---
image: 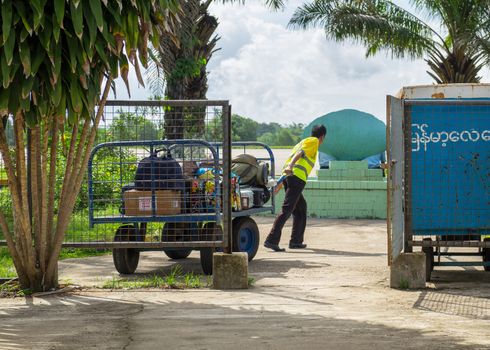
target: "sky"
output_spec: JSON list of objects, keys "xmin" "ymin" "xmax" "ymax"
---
[{"xmin": 113, "ymin": 0, "xmax": 490, "ymax": 125}]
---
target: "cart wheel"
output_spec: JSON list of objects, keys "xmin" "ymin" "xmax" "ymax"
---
[
  {"xmin": 422, "ymin": 238, "xmax": 434, "ymax": 281},
  {"xmin": 113, "ymin": 225, "xmax": 140, "ymax": 274},
  {"xmin": 483, "ymin": 238, "xmax": 490, "ymax": 272},
  {"xmin": 232, "ymin": 217, "xmax": 260, "ymax": 261},
  {"xmin": 200, "ymin": 248, "xmax": 213, "ymax": 275},
  {"xmin": 200, "ymin": 222, "xmax": 223, "ymax": 242},
  {"xmin": 162, "ymin": 223, "xmax": 192, "ymax": 260},
  {"xmin": 164, "ymin": 250, "xmax": 192, "ymax": 260}
]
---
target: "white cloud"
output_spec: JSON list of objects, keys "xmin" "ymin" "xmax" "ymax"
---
[
  {"xmin": 113, "ymin": 1, "xmax": 490, "ymax": 125},
  {"xmin": 207, "ymin": 3, "xmax": 432, "ymax": 123}
]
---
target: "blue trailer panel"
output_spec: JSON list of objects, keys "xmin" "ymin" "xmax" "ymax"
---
[{"xmin": 409, "ymin": 102, "xmax": 490, "ymax": 236}]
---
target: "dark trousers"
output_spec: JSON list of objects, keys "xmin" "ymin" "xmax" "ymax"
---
[{"xmin": 266, "ymin": 175, "xmax": 307, "ymax": 245}]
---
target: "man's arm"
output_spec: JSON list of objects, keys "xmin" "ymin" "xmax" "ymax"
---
[{"xmin": 284, "ymin": 150, "xmax": 304, "ymax": 175}]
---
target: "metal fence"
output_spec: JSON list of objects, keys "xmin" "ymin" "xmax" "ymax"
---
[{"xmin": 0, "ymin": 99, "xmax": 278, "ymax": 274}]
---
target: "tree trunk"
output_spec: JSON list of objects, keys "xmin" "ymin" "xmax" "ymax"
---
[
  {"xmin": 0, "ymin": 79, "xmax": 112, "ymax": 292},
  {"xmin": 164, "ymin": 78, "xmax": 186, "ymax": 140}
]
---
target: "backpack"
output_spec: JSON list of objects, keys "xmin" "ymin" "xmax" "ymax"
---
[
  {"xmin": 134, "ymin": 152, "xmax": 184, "ymax": 191},
  {"xmin": 231, "ymin": 154, "xmax": 269, "ymax": 186}
]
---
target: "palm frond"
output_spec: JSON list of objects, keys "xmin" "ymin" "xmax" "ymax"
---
[{"xmin": 290, "ymin": 0, "xmax": 436, "ymax": 59}]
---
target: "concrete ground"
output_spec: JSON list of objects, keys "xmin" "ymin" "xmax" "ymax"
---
[{"xmin": 1, "ymin": 217, "xmax": 489, "ymax": 349}]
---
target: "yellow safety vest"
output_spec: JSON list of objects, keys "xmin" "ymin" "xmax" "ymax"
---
[{"xmin": 283, "ymin": 137, "xmax": 318, "ymax": 182}]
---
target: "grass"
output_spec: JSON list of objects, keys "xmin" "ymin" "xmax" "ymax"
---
[
  {"xmin": 0, "ymin": 248, "xmax": 17, "ymax": 278},
  {"xmin": 0, "ymin": 247, "xmax": 110, "ymax": 279},
  {"xmin": 0, "ymin": 280, "xmax": 32, "ymax": 298},
  {"xmin": 102, "ymin": 265, "xmax": 209, "ymax": 290}
]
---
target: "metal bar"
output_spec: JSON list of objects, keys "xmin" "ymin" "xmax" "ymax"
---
[
  {"xmin": 61, "ymin": 241, "xmax": 225, "ymax": 249},
  {"xmin": 222, "ymin": 103, "xmax": 232, "ymax": 254},
  {"xmin": 405, "ymin": 99, "xmax": 490, "ymax": 107},
  {"xmin": 434, "ymin": 261, "xmax": 489, "ymax": 267},
  {"xmin": 403, "ymin": 103, "xmax": 413, "ymax": 252},
  {"xmin": 231, "ymin": 206, "xmax": 274, "ymax": 217},
  {"xmin": 437, "ymin": 252, "xmax": 483, "ymax": 257},
  {"xmin": 91, "ymin": 214, "xmax": 219, "ymax": 225},
  {"xmin": 104, "ymin": 100, "xmax": 230, "ymax": 107},
  {"xmin": 412, "ymin": 228, "xmax": 490, "ymax": 233},
  {"xmin": 386, "ymin": 95, "xmax": 392, "ymax": 265},
  {"xmin": 410, "ymin": 240, "xmax": 490, "ymax": 248}
]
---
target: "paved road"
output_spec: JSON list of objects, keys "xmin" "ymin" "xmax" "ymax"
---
[{"xmin": 1, "ymin": 217, "xmax": 489, "ymax": 349}]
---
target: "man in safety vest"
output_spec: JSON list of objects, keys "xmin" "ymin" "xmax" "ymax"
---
[{"xmin": 264, "ymin": 124, "xmax": 327, "ymax": 251}]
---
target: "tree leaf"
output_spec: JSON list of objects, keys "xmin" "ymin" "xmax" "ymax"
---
[
  {"xmin": 3, "ymin": 29, "xmax": 16, "ymax": 66},
  {"xmin": 54, "ymin": 0, "xmax": 65, "ymax": 27},
  {"xmin": 69, "ymin": 78, "xmax": 82, "ymax": 113},
  {"xmin": 51, "ymin": 80, "xmax": 62, "ymax": 106},
  {"xmin": 50, "ymin": 42, "xmax": 62, "ymax": 85},
  {"xmin": 66, "ymin": 37, "xmax": 78, "ymax": 73},
  {"xmin": 56, "ymin": 93, "xmax": 66, "ymax": 117},
  {"xmin": 13, "ymin": 2, "xmax": 33, "ymax": 35},
  {"xmin": 38, "ymin": 20, "xmax": 52, "ymax": 52},
  {"xmin": 83, "ymin": 2, "xmax": 97, "ymax": 49},
  {"xmin": 52, "ymin": 14, "xmax": 61, "ymax": 43},
  {"xmin": 0, "ymin": 88, "xmax": 9, "ymax": 115},
  {"xmin": 24, "ymin": 109, "xmax": 38, "ymax": 127},
  {"xmin": 0, "ymin": 54, "xmax": 12, "ymax": 88},
  {"xmin": 7, "ymin": 80, "xmax": 21, "ymax": 114},
  {"xmin": 119, "ymin": 54, "xmax": 130, "ymax": 96},
  {"xmin": 30, "ymin": 46, "xmax": 44, "ymax": 76},
  {"xmin": 21, "ymin": 76, "xmax": 35, "ymax": 99},
  {"xmin": 70, "ymin": 1, "xmax": 84, "ymax": 39},
  {"xmin": 1, "ymin": 1, "xmax": 12, "ymax": 46},
  {"xmin": 31, "ymin": 0, "xmax": 45, "ymax": 32},
  {"xmin": 19, "ymin": 40, "xmax": 31, "ymax": 76},
  {"xmin": 20, "ymin": 28, "xmax": 29, "ymax": 43},
  {"xmin": 88, "ymin": 0, "xmax": 104, "ymax": 32}
]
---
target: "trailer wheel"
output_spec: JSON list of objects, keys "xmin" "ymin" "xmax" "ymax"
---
[
  {"xmin": 165, "ymin": 250, "xmax": 192, "ymax": 260},
  {"xmin": 200, "ymin": 248, "xmax": 214, "ymax": 275},
  {"xmin": 162, "ymin": 223, "xmax": 192, "ymax": 260},
  {"xmin": 422, "ymin": 238, "xmax": 434, "ymax": 281},
  {"xmin": 199, "ymin": 223, "xmax": 222, "ymax": 275},
  {"xmin": 232, "ymin": 217, "xmax": 260, "ymax": 261},
  {"xmin": 483, "ymin": 238, "xmax": 490, "ymax": 272},
  {"xmin": 113, "ymin": 225, "xmax": 140, "ymax": 274}
]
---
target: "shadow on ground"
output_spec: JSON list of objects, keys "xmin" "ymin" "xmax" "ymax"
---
[{"xmin": 0, "ymin": 293, "xmax": 487, "ymax": 350}]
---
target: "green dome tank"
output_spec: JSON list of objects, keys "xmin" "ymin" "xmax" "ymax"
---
[{"xmin": 302, "ymin": 109, "xmax": 386, "ymax": 160}]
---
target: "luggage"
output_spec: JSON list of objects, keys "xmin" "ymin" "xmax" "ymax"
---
[
  {"xmin": 123, "ymin": 189, "xmax": 181, "ymax": 216},
  {"xmin": 251, "ymin": 186, "xmax": 271, "ymax": 207},
  {"xmin": 239, "ymin": 187, "xmax": 254, "ymax": 210},
  {"xmin": 134, "ymin": 151, "xmax": 184, "ymax": 191},
  {"xmin": 231, "ymin": 154, "xmax": 269, "ymax": 186}
]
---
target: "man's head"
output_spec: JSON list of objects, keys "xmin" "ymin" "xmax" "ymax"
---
[{"xmin": 311, "ymin": 124, "xmax": 327, "ymax": 144}]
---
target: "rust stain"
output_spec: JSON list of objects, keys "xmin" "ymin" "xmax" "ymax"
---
[{"xmin": 431, "ymin": 92, "xmax": 445, "ymax": 99}]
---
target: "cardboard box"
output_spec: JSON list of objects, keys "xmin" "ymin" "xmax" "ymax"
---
[{"xmin": 123, "ymin": 190, "xmax": 181, "ymax": 216}]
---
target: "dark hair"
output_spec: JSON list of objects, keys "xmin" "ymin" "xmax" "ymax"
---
[{"xmin": 311, "ymin": 124, "xmax": 327, "ymax": 138}]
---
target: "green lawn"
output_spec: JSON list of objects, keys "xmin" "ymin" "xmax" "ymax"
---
[{"xmin": 0, "ymin": 247, "xmax": 110, "ymax": 278}]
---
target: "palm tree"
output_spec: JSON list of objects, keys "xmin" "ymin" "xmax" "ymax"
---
[
  {"xmin": 289, "ymin": 0, "xmax": 490, "ymax": 84},
  {"xmin": 148, "ymin": 0, "xmax": 285, "ymax": 140},
  {"xmin": 148, "ymin": 0, "xmax": 219, "ymax": 139}
]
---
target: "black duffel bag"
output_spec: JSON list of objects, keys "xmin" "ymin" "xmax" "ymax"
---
[{"xmin": 134, "ymin": 151, "xmax": 184, "ymax": 191}]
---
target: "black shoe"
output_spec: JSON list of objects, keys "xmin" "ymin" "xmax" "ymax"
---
[
  {"xmin": 264, "ymin": 241, "xmax": 286, "ymax": 252},
  {"xmin": 289, "ymin": 243, "xmax": 307, "ymax": 249}
]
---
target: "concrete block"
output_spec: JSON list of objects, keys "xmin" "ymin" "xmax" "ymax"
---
[
  {"xmin": 390, "ymin": 253, "xmax": 426, "ymax": 289},
  {"xmin": 213, "ymin": 252, "xmax": 248, "ymax": 289}
]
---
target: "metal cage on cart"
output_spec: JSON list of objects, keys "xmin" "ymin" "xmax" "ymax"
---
[
  {"xmin": 86, "ymin": 138, "xmax": 276, "ymax": 275},
  {"xmin": 387, "ymin": 85, "xmax": 490, "ymax": 281},
  {"xmin": 76, "ymin": 99, "xmax": 277, "ymax": 275}
]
